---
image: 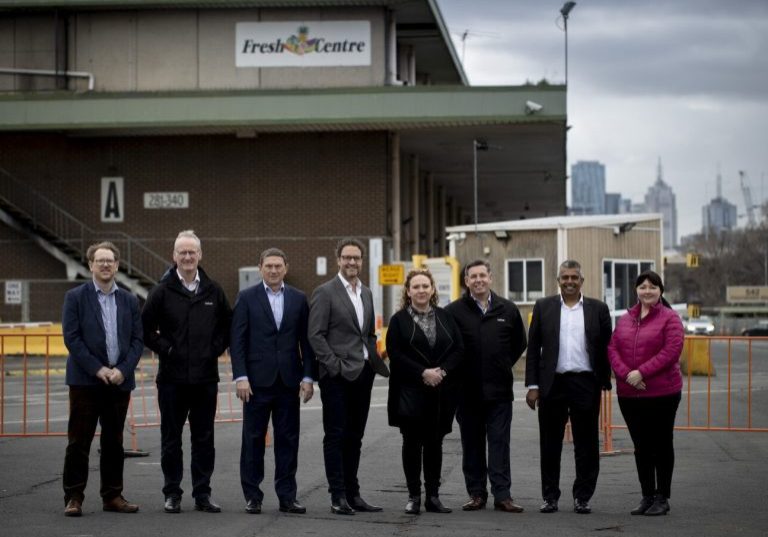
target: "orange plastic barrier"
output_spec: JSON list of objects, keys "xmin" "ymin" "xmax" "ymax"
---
[
  {"xmin": 0, "ymin": 334, "xmax": 259, "ymax": 451},
  {"xmin": 600, "ymin": 335, "xmax": 768, "ymax": 454}
]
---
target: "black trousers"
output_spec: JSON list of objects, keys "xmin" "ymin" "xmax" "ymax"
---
[
  {"xmin": 619, "ymin": 392, "xmax": 681, "ymax": 498},
  {"xmin": 240, "ymin": 378, "xmax": 300, "ymax": 503},
  {"xmin": 456, "ymin": 398, "xmax": 513, "ymax": 502},
  {"xmin": 538, "ymin": 372, "xmax": 601, "ymax": 502},
  {"xmin": 157, "ymin": 382, "xmax": 218, "ymax": 499},
  {"xmin": 401, "ymin": 422, "xmax": 445, "ymax": 497},
  {"xmin": 63, "ymin": 385, "xmax": 131, "ymax": 504},
  {"xmin": 319, "ymin": 363, "xmax": 375, "ymax": 501}
]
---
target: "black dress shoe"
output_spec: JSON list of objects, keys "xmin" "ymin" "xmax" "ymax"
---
[
  {"xmin": 539, "ymin": 499, "xmax": 558, "ymax": 513},
  {"xmin": 424, "ymin": 496, "xmax": 451, "ymax": 513},
  {"xmin": 574, "ymin": 499, "xmax": 592, "ymax": 514},
  {"xmin": 331, "ymin": 497, "xmax": 355, "ymax": 515},
  {"xmin": 348, "ymin": 496, "xmax": 382, "ymax": 512},
  {"xmin": 279, "ymin": 500, "xmax": 306, "ymax": 514},
  {"xmin": 630, "ymin": 496, "xmax": 655, "ymax": 515},
  {"xmin": 164, "ymin": 496, "xmax": 181, "ymax": 514},
  {"xmin": 245, "ymin": 499, "xmax": 262, "ymax": 514},
  {"xmin": 405, "ymin": 495, "xmax": 421, "ymax": 515},
  {"xmin": 194, "ymin": 496, "xmax": 221, "ymax": 513},
  {"xmin": 644, "ymin": 495, "xmax": 670, "ymax": 516}
]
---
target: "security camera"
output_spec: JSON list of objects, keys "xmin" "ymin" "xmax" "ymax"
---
[
  {"xmin": 525, "ymin": 100, "xmax": 543, "ymax": 114},
  {"xmin": 446, "ymin": 232, "xmax": 466, "ymax": 241}
]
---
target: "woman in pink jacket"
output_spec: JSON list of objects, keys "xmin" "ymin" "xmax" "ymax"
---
[{"xmin": 607, "ymin": 270, "xmax": 683, "ymax": 517}]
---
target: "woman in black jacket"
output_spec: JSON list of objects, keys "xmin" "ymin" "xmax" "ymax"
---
[{"xmin": 386, "ymin": 269, "xmax": 464, "ymax": 515}]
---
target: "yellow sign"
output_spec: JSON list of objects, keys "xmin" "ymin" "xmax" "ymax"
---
[
  {"xmin": 686, "ymin": 253, "xmax": 699, "ymax": 268},
  {"xmin": 687, "ymin": 304, "xmax": 701, "ymax": 318},
  {"xmin": 379, "ymin": 264, "xmax": 405, "ymax": 285}
]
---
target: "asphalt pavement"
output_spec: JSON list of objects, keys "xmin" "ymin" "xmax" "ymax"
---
[{"xmin": 1, "ymin": 376, "xmax": 767, "ymax": 537}]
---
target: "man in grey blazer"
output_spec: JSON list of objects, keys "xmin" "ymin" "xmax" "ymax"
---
[{"xmin": 308, "ymin": 238, "xmax": 389, "ymax": 515}]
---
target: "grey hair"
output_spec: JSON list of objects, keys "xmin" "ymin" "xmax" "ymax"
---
[
  {"xmin": 557, "ymin": 259, "xmax": 583, "ymax": 279},
  {"xmin": 174, "ymin": 229, "xmax": 202, "ymax": 252}
]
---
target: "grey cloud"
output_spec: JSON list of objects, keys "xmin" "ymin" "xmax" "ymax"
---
[{"xmin": 442, "ymin": 0, "xmax": 768, "ymax": 100}]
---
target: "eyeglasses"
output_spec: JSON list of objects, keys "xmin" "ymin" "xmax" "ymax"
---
[
  {"xmin": 340, "ymin": 255, "xmax": 362, "ymax": 262},
  {"xmin": 93, "ymin": 259, "xmax": 116, "ymax": 266},
  {"xmin": 175, "ymin": 250, "xmax": 199, "ymax": 257}
]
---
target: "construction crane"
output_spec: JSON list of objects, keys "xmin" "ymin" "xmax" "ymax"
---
[{"xmin": 740, "ymin": 170, "xmax": 757, "ymax": 227}]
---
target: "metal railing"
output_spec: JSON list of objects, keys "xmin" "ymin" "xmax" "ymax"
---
[
  {"xmin": 0, "ymin": 166, "xmax": 168, "ymax": 286},
  {"xmin": 601, "ymin": 335, "xmax": 768, "ymax": 454},
  {"xmin": 0, "ymin": 334, "xmax": 249, "ymax": 451}
]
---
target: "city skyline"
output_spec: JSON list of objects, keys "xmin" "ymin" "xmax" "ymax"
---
[{"xmin": 439, "ymin": 0, "xmax": 768, "ymax": 238}]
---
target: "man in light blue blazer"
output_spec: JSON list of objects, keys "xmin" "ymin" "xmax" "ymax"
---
[
  {"xmin": 61, "ymin": 241, "xmax": 144, "ymax": 517},
  {"xmin": 230, "ymin": 247, "xmax": 316, "ymax": 515}
]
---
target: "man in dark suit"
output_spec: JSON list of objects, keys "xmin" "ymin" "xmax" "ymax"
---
[
  {"xmin": 525, "ymin": 259, "xmax": 612, "ymax": 515},
  {"xmin": 230, "ymin": 248, "xmax": 315, "ymax": 515},
  {"xmin": 445, "ymin": 260, "xmax": 527, "ymax": 514},
  {"xmin": 142, "ymin": 230, "xmax": 231, "ymax": 514},
  {"xmin": 61, "ymin": 241, "xmax": 144, "ymax": 517},
  {"xmin": 308, "ymin": 238, "xmax": 389, "ymax": 515}
]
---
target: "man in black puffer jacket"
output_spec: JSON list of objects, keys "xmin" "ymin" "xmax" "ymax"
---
[
  {"xmin": 142, "ymin": 230, "xmax": 232, "ymax": 514},
  {"xmin": 445, "ymin": 259, "xmax": 527, "ymax": 514}
]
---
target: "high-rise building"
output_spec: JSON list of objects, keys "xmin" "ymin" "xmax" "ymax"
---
[
  {"xmin": 605, "ymin": 193, "xmax": 621, "ymax": 214},
  {"xmin": 644, "ymin": 158, "xmax": 678, "ymax": 248},
  {"xmin": 571, "ymin": 160, "xmax": 606, "ymax": 215},
  {"xmin": 702, "ymin": 171, "xmax": 738, "ymax": 238}
]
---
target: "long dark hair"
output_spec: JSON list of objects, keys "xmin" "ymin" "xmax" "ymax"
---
[{"xmin": 635, "ymin": 270, "xmax": 672, "ymax": 309}]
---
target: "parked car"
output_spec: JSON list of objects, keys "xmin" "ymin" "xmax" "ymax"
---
[
  {"xmin": 682, "ymin": 315, "xmax": 715, "ymax": 335},
  {"xmin": 741, "ymin": 320, "xmax": 768, "ymax": 336}
]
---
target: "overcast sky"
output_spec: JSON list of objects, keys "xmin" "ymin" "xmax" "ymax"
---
[{"xmin": 438, "ymin": 0, "xmax": 768, "ymax": 241}]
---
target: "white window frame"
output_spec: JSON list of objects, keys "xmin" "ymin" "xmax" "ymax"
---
[
  {"xmin": 602, "ymin": 258, "xmax": 656, "ymax": 312},
  {"xmin": 505, "ymin": 258, "xmax": 545, "ymax": 304}
]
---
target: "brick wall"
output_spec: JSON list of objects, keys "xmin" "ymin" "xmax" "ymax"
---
[{"xmin": 0, "ymin": 131, "xmax": 389, "ymax": 317}]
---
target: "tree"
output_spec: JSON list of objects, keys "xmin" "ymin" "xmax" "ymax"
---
[{"xmin": 667, "ymin": 224, "xmax": 768, "ymax": 306}]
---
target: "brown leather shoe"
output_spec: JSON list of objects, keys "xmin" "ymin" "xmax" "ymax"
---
[
  {"xmin": 461, "ymin": 496, "xmax": 487, "ymax": 511},
  {"xmin": 64, "ymin": 498, "xmax": 82, "ymax": 517},
  {"xmin": 494, "ymin": 498, "xmax": 524, "ymax": 513},
  {"xmin": 103, "ymin": 496, "xmax": 139, "ymax": 513}
]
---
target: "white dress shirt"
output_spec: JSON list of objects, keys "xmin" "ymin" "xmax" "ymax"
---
[
  {"xmin": 338, "ymin": 272, "xmax": 368, "ymax": 359},
  {"xmin": 556, "ymin": 294, "xmax": 592, "ymax": 373}
]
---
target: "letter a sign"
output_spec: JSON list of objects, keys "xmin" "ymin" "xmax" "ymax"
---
[{"xmin": 101, "ymin": 177, "xmax": 124, "ymax": 223}]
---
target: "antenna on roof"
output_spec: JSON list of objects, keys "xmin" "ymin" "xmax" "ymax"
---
[{"xmin": 451, "ymin": 28, "xmax": 500, "ymax": 64}]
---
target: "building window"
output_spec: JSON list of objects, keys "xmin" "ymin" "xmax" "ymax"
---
[
  {"xmin": 506, "ymin": 259, "xmax": 544, "ymax": 304},
  {"xmin": 603, "ymin": 259, "xmax": 656, "ymax": 311}
]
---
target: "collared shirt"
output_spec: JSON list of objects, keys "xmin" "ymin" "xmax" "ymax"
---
[
  {"xmin": 338, "ymin": 272, "xmax": 368, "ymax": 359},
  {"xmin": 556, "ymin": 293, "xmax": 592, "ymax": 374},
  {"xmin": 263, "ymin": 281, "xmax": 285, "ymax": 330},
  {"xmin": 471, "ymin": 293, "xmax": 492, "ymax": 315},
  {"xmin": 233, "ymin": 282, "xmax": 312, "ymax": 385},
  {"xmin": 93, "ymin": 280, "xmax": 119, "ymax": 366},
  {"xmin": 176, "ymin": 269, "xmax": 200, "ymax": 293}
]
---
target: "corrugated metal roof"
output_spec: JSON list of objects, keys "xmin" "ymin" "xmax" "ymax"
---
[{"xmin": 446, "ymin": 213, "xmax": 664, "ymax": 233}]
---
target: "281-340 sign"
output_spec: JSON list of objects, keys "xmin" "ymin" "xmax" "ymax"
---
[{"xmin": 143, "ymin": 192, "xmax": 189, "ymax": 209}]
